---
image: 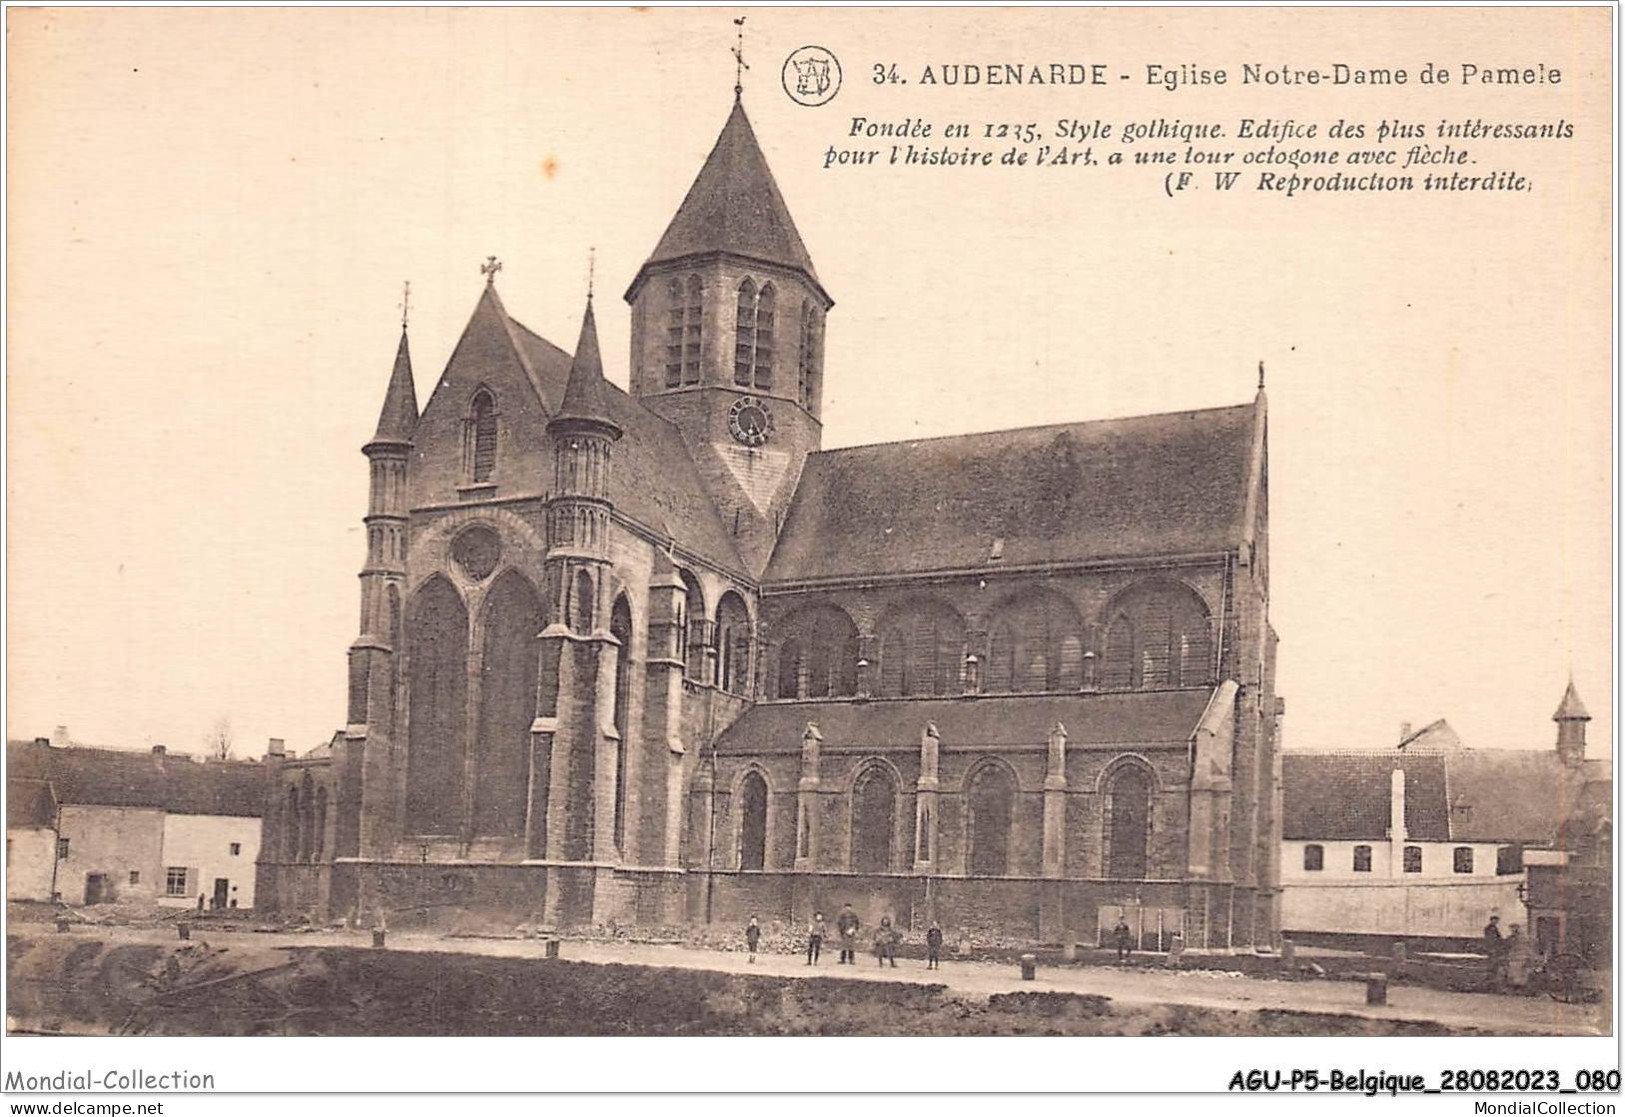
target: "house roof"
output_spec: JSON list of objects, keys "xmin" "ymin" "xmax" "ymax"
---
[
  {"xmin": 6, "ymin": 739, "xmax": 267, "ymax": 818},
  {"xmin": 1281, "ymin": 751, "xmax": 1450, "ymax": 842},
  {"xmin": 6, "ymin": 776, "xmax": 57, "ymax": 828},
  {"xmin": 765, "ymin": 401, "xmax": 1261, "ymax": 583},
  {"xmin": 1445, "ymin": 750, "xmax": 1570, "ymax": 845},
  {"xmin": 369, "ymin": 328, "xmax": 420, "ymax": 445},
  {"xmin": 1283, "ymin": 747, "xmax": 1576, "ymax": 845},
  {"xmin": 715, "ymin": 688, "xmax": 1217, "ymax": 755},
  {"xmin": 631, "ymin": 99, "xmax": 820, "ymax": 296}
]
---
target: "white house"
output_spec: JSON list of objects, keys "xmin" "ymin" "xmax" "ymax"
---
[
  {"xmin": 7, "ymin": 737, "xmax": 267, "ymax": 909},
  {"xmin": 1281, "ymin": 700, "xmax": 1588, "ymax": 949}
]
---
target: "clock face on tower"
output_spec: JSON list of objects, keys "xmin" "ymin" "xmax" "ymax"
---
[{"xmin": 727, "ymin": 396, "xmax": 775, "ymax": 447}]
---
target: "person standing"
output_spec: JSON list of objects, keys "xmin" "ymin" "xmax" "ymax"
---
[
  {"xmin": 806, "ymin": 912, "xmax": 825, "ymax": 965},
  {"xmin": 874, "ymin": 917, "xmax": 898, "ymax": 968},
  {"xmin": 926, "ymin": 922, "xmax": 943, "ymax": 970},
  {"xmin": 1114, "ymin": 914, "xmax": 1134, "ymax": 963},
  {"xmin": 1505, "ymin": 924, "xmax": 1534, "ymax": 992},
  {"xmin": 836, "ymin": 904, "xmax": 860, "ymax": 965},
  {"xmin": 1483, "ymin": 914, "xmax": 1506, "ymax": 990},
  {"xmin": 745, "ymin": 916, "xmax": 761, "ymax": 964}
]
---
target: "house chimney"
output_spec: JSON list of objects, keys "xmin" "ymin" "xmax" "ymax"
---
[
  {"xmin": 266, "ymin": 737, "xmax": 286, "ymax": 759},
  {"xmin": 1399, "ymin": 721, "xmax": 1412, "ymax": 744},
  {"xmin": 33, "ymin": 737, "xmax": 48, "ymax": 747},
  {"xmin": 151, "ymin": 744, "xmax": 166, "ymax": 756},
  {"xmin": 1389, "ymin": 768, "xmax": 1407, "ymax": 841},
  {"xmin": 51, "ymin": 725, "xmax": 69, "ymax": 749}
]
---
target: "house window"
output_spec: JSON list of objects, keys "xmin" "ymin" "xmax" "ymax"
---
[
  {"xmin": 128, "ymin": 870, "xmax": 140, "ymax": 886},
  {"xmin": 1352, "ymin": 845, "xmax": 1372, "ymax": 872},
  {"xmin": 230, "ymin": 842, "xmax": 241, "ymax": 856},
  {"xmin": 1453, "ymin": 846, "xmax": 1474, "ymax": 874},
  {"xmin": 1496, "ymin": 844, "xmax": 1524, "ymax": 875},
  {"xmin": 56, "ymin": 837, "xmax": 69, "ymax": 860},
  {"xmin": 1302, "ymin": 844, "xmax": 1324, "ymax": 871},
  {"xmin": 165, "ymin": 867, "xmax": 189, "ymax": 897},
  {"xmin": 1403, "ymin": 845, "xmax": 1422, "ymax": 873}
]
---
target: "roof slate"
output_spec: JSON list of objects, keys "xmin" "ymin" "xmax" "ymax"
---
[
  {"xmin": 636, "ymin": 100, "xmax": 820, "ymax": 288},
  {"xmin": 7, "ymin": 740, "xmax": 267, "ymax": 818},
  {"xmin": 715, "ymin": 688, "xmax": 1216, "ymax": 754},
  {"xmin": 6, "ymin": 776, "xmax": 57, "ymax": 828},
  {"xmin": 1283, "ymin": 748, "xmax": 1575, "ymax": 845},
  {"xmin": 765, "ymin": 403, "xmax": 1259, "ymax": 583},
  {"xmin": 1445, "ymin": 750, "xmax": 1569, "ymax": 844},
  {"xmin": 1281, "ymin": 751, "xmax": 1451, "ymax": 842}
]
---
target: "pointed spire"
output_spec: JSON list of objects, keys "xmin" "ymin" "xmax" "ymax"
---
[
  {"xmin": 368, "ymin": 327, "xmax": 419, "ymax": 447},
  {"xmin": 1554, "ymin": 677, "xmax": 1590, "ymax": 721},
  {"xmin": 629, "ymin": 100, "xmax": 823, "ymax": 299},
  {"xmin": 550, "ymin": 297, "xmax": 621, "ymax": 438}
]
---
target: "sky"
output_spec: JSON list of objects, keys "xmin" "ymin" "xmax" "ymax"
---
[{"xmin": 6, "ymin": 7, "xmax": 1612, "ymax": 760}]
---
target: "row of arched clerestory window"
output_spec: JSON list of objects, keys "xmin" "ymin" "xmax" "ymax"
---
[
  {"xmin": 732, "ymin": 760, "xmax": 1155, "ymax": 879},
  {"xmin": 770, "ymin": 582, "xmax": 1215, "ymax": 701}
]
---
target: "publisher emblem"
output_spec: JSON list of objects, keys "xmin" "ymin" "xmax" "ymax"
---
[{"xmin": 783, "ymin": 46, "xmax": 842, "ymax": 107}]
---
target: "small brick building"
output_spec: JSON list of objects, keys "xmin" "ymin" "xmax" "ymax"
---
[{"xmin": 256, "ymin": 93, "xmax": 1283, "ymax": 949}]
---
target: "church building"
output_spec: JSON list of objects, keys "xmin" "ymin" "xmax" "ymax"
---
[{"xmin": 256, "ymin": 92, "xmax": 1283, "ymax": 950}]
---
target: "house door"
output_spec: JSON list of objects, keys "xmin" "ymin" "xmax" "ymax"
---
[
  {"xmin": 84, "ymin": 873, "xmax": 107, "ymax": 905},
  {"xmin": 212, "ymin": 878, "xmax": 230, "ymax": 910}
]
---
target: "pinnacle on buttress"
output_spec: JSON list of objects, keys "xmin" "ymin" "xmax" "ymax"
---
[
  {"xmin": 369, "ymin": 327, "xmax": 419, "ymax": 447},
  {"xmin": 550, "ymin": 297, "xmax": 621, "ymax": 439}
]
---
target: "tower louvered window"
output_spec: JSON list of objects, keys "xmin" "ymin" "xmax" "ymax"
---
[
  {"xmin": 468, "ymin": 390, "xmax": 497, "ymax": 483},
  {"xmin": 735, "ymin": 279, "xmax": 774, "ymax": 390},
  {"xmin": 666, "ymin": 276, "xmax": 703, "ymax": 388},
  {"xmin": 798, "ymin": 302, "xmax": 820, "ymax": 409}
]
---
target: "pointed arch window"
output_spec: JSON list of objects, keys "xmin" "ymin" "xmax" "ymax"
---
[
  {"xmin": 966, "ymin": 764, "xmax": 1014, "ymax": 876},
  {"xmin": 738, "ymin": 770, "xmax": 768, "ymax": 871},
  {"xmin": 735, "ymin": 278, "xmax": 774, "ymax": 390},
  {"xmin": 1106, "ymin": 766, "xmax": 1151, "ymax": 879},
  {"xmin": 851, "ymin": 765, "xmax": 897, "ymax": 873},
  {"xmin": 611, "ymin": 596, "xmax": 633, "ymax": 852},
  {"xmin": 773, "ymin": 605, "xmax": 858, "ymax": 700},
  {"xmin": 716, "ymin": 592, "xmax": 752, "ymax": 695},
  {"xmin": 466, "ymin": 390, "xmax": 498, "ymax": 484}
]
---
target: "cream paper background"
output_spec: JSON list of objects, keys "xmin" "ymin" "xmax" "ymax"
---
[{"xmin": 2, "ymin": 4, "xmax": 1615, "ymax": 1088}]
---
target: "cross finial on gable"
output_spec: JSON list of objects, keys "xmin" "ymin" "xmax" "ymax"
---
[
  {"xmin": 732, "ymin": 16, "xmax": 749, "ymax": 100},
  {"xmin": 481, "ymin": 256, "xmax": 503, "ymax": 285}
]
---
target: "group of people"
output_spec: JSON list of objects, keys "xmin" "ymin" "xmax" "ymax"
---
[
  {"xmin": 1481, "ymin": 913, "xmax": 1538, "ymax": 991},
  {"xmin": 744, "ymin": 904, "xmax": 947, "ymax": 969}
]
